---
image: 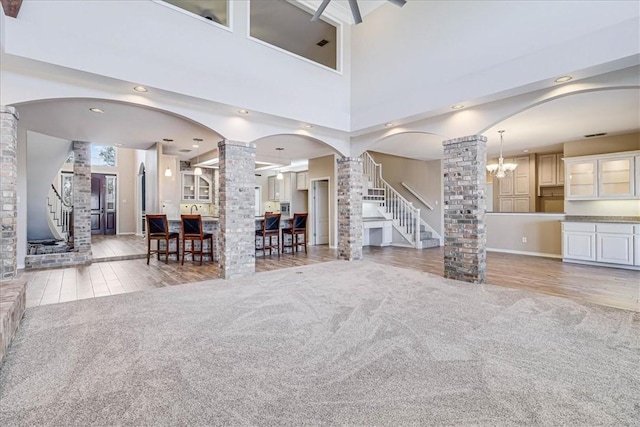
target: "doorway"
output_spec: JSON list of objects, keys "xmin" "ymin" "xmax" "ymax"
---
[
  {"xmin": 91, "ymin": 173, "xmax": 117, "ymax": 235},
  {"xmin": 312, "ymin": 179, "xmax": 329, "ymax": 245}
]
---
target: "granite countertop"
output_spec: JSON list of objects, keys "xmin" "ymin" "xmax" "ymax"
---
[{"xmin": 563, "ymin": 216, "xmax": 640, "ymax": 224}]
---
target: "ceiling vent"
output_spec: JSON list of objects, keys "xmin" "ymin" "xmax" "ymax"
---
[
  {"xmin": 316, "ymin": 39, "xmax": 329, "ymax": 47},
  {"xmin": 584, "ymin": 132, "xmax": 607, "ymax": 138},
  {"xmin": 178, "ymin": 149, "xmax": 191, "ymax": 153}
]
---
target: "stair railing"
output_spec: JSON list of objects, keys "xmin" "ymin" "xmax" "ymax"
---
[
  {"xmin": 47, "ymin": 184, "xmax": 73, "ymax": 241},
  {"xmin": 361, "ymin": 152, "xmax": 421, "ymax": 248}
]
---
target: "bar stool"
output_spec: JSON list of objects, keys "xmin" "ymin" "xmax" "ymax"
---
[
  {"xmin": 256, "ymin": 212, "xmax": 281, "ymax": 257},
  {"xmin": 282, "ymin": 213, "xmax": 308, "ymax": 254},
  {"xmin": 181, "ymin": 214, "xmax": 214, "ymax": 265},
  {"xmin": 146, "ymin": 214, "xmax": 180, "ymax": 264}
]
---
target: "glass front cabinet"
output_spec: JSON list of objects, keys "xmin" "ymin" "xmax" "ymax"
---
[
  {"xmin": 181, "ymin": 172, "xmax": 212, "ymax": 202},
  {"xmin": 565, "ymin": 151, "xmax": 639, "ymax": 200}
]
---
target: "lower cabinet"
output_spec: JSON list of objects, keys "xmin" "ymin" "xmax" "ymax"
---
[{"xmin": 562, "ymin": 222, "xmax": 638, "ymax": 268}]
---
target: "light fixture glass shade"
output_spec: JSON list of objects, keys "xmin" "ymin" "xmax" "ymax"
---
[
  {"xmin": 164, "ymin": 167, "xmax": 172, "ymax": 177},
  {"xmin": 193, "ymin": 167, "xmax": 203, "ymax": 176},
  {"xmin": 276, "ymin": 171, "xmax": 284, "ymax": 180}
]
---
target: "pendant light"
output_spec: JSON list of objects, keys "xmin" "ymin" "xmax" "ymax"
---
[
  {"xmin": 486, "ymin": 130, "xmax": 517, "ymax": 179},
  {"xmin": 193, "ymin": 138, "xmax": 203, "ymax": 176},
  {"xmin": 164, "ymin": 167, "xmax": 172, "ymax": 177}
]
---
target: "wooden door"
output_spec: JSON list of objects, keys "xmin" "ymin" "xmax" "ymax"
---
[{"xmin": 91, "ymin": 173, "xmax": 117, "ymax": 235}]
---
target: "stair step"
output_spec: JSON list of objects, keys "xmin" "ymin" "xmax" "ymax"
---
[
  {"xmin": 420, "ymin": 231, "xmax": 432, "ymax": 240},
  {"xmin": 420, "ymin": 238, "xmax": 440, "ymax": 249}
]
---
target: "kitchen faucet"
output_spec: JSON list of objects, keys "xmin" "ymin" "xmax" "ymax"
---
[{"xmin": 190, "ymin": 204, "xmax": 199, "ymax": 214}]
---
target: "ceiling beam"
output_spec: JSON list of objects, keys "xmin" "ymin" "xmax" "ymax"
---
[{"xmin": 1, "ymin": 0, "xmax": 23, "ymax": 18}]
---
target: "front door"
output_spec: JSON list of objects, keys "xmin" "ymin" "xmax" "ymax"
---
[{"xmin": 91, "ymin": 173, "xmax": 117, "ymax": 235}]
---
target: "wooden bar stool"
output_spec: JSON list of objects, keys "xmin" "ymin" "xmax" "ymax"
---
[
  {"xmin": 256, "ymin": 213, "xmax": 281, "ymax": 257},
  {"xmin": 145, "ymin": 214, "xmax": 180, "ymax": 264},
  {"xmin": 181, "ymin": 214, "xmax": 214, "ymax": 265},
  {"xmin": 282, "ymin": 213, "xmax": 308, "ymax": 254}
]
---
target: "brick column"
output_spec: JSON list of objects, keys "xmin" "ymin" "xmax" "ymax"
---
[
  {"xmin": 337, "ymin": 157, "xmax": 363, "ymax": 261},
  {"xmin": 72, "ymin": 141, "xmax": 92, "ymax": 253},
  {"xmin": 442, "ymin": 135, "xmax": 487, "ymax": 284},
  {"xmin": 0, "ymin": 106, "xmax": 19, "ymax": 279},
  {"xmin": 218, "ymin": 140, "xmax": 256, "ymax": 279}
]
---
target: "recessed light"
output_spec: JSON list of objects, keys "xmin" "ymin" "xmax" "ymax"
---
[
  {"xmin": 192, "ymin": 144, "xmax": 200, "ymax": 148},
  {"xmin": 133, "ymin": 86, "xmax": 148, "ymax": 93},
  {"xmin": 385, "ymin": 123, "xmax": 394, "ymax": 127},
  {"xmin": 89, "ymin": 108, "xmax": 104, "ymax": 113},
  {"xmin": 555, "ymin": 76, "xmax": 572, "ymax": 83},
  {"xmin": 523, "ymin": 149, "xmax": 529, "ymax": 153},
  {"xmin": 115, "ymin": 143, "xmax": 123, "ymax": 147},
  {"xmin": 237, "ymin": 109, "xmax": 249, "ymax": 115},
  {"xmin": 303, "ymin": 124, "xmax": 313, "ymax": 129},
  {"xmin": 451, "ymin": 104, "xmax": 464, "ymax": 110},
  {"xmin": 162, "ymin": 138, "xmax": 174, "ymax": 142}
]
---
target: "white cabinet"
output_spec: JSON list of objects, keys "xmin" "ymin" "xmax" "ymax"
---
[
  {"xmin": 267, "ymin": 175, "xmax": 281, "ymax": 200},
  {"xmin": 563, "ymin": 222, "xmax": 638, "ymax": 268},
  {"xmin": 563, "ymin": 223, "xmax": 596, "ymax": 261},
  {"xmin": 296, "ymin": 171, "xmax": 309, "ymax": 190},
  {"xmin": 181, "ymin": 172, "xmax": 212, "ymax": 202},
  {"xmin": 565, "ymin": 151, "xmax": 639, "ymax": 200},
  {"xmin": 268, "ymin": 172, "xmax": 296, "ymax": 201}
]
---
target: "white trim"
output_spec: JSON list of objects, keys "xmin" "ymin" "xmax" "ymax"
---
[
  {"xmin": 309, "ymin": 176, "xmax": 332, "ymax": 247},
  {"xmin": 153, "ymin": 0, "xmax": 233, "ymax": 33},
  {"xmin": 487, "ymin": 247, "xmax": 562, "ymax": 259},
  {"xmin": 401, "ymin": 182, "xmax": 434, "ymax": 210},
  {"xmin": 562, "ymin": 258, "xmax": 640, "ymax": 271}
]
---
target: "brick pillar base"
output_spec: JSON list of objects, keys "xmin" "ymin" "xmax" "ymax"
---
[
  {"xmin": 442, "ymin": 135, "xmax": 487, "ymax": 284},
  {"xmin": 72, "ymin": 141, "xmax": 92, "ymax": 254},
  {"xmin": 337, "ymin": 157, "xmax": 363, "ymax": 261},
  {"xmin": 218, "ymin": 140, "xmax": 256, "ymax": 279},
  {"xmin": 0, "ymin": 106, "xmax": 19, "ymax": 279}
]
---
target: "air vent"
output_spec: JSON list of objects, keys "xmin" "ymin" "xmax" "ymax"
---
[
  {"xmin": 316, "ymin": 39, "xmax": 329, "ymax": 47},
  {"xmin": 178, "ymin": 149, "xmax": 191, "ymax": 153},
  {"xmin": 584, "ymin": 132, "xmax": 607, "ymax": 138}
]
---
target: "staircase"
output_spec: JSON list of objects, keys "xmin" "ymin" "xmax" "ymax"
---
[
  {"xmin": 361, "ymin": 151, "xmax": 440, "ymax": 249},
  {"xmin": 47, "ymin": 184, "xmax": 73, "ymax": 242}
]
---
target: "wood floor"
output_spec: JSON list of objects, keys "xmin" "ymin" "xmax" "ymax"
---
[{"xmin": 17, "ymin": 236, "xmax": 640, "ymax": 312}]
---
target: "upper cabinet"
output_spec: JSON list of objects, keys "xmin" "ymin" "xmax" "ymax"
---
[
  {"xmin": 181, "ymin": 172, "xmax": 212, "ymax": 202},
  {"xmin": 538, "ymin": 153, "xmax": 564, "ymax": 187},
  {"xmin": 296, "ymin": 171, "xmax": 309, "ymax": 190},
  {"xmin": 565, "ymin": 151, "xmax": 639, "ymax": 200}
]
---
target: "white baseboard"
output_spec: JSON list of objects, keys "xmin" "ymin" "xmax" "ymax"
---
[
  {"xmin": 562, "ymin": 258, "xmax": 640, "ymax": 271},
  {"xmin": 487, "ymin": 248, "xmax": 562, "ymax": 259}
]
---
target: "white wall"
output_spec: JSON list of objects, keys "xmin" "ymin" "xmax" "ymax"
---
[
  {"xmin": 5, "ymin": 0, "xmax": 351, "ymax": 131},
  {"xmin": 351, "ymin": 1, "xmax": 639, "ymax": 130}
]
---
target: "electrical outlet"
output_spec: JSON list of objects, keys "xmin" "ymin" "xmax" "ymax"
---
[{"xmin": 521, "ymin": 237, "xmax": 527, "ymax": 243}]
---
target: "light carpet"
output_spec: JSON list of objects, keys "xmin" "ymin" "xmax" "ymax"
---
[{"xmin": 0, "ymin": 260, "xmax": 638, "ymax": 426}]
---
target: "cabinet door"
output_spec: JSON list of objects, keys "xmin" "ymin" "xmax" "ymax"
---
[
  {"xmin": 182, "ymin": 173, "xmax": 196, "ymax": 201},
  {"xmin": 196, "ymin": 175, "xmax": 212, "ymax": 202},
  {"xmin": 267, "ymin": 176, "xmax": 278, "ymax": 200},
  {"xmin": 497, "ymin": 168, "xmax": 514, "ymax": 196},
  {"xmin": 634, "ymin": 235, "xmax": 640, "ymax": 266},
  {"xmin": 636, "ymin": 156, "xmax": 640, "ymax": 197},
  {"xmin": 281, "ymin": 173, "xmax": 292, "ymax": 201},
  {"xmin": 514, "ymin": 156, "xmax": 530, "ymax": 195},
  {"xmin": 499, "ymin": 197, "xmax": 514, "ymax": 212},
  {"xmin": 514, "ymin": 197, "xmax": 530, "ymax": 212},
  {"xmin": 557, "ymin": 155, "xmax": 565, "ymax": 185},
  {"xmin": 566, "ymin": 160, "xmax": 597, "ymax": 199},
  {"xmin": 597, "ymin": 233, "xmax": 634, "ymax": 265},
  {"xmin": 538, "ymin": 154, "xmax": 557, "ymax": 186},
  {"xmin": 599, "ymin": 156, "xmax": 634, "ymax": 198},
  {"xmin": 297, "ymin": 172, "xmax": 308, "ymax": 190},
  {"xmin": 563, "ymin": 232, "xmax": 596, "ymax": 261}
]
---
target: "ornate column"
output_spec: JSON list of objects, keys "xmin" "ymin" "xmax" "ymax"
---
[
  {"xmin": 442, "ymin": 135, "xmax": 487, "ymax": 284},
  {"xmin": 337, "ymin": 157, "xmax": 363, "ymax": 261},
  {"xmin": 72, "ymin": 141, "xmax": 92, "ymax": 253},
  {"xmin": 0, "ymin": 106, "xmax": 19, "ymax": 279},
  {"xmin": 218, "ymin": 140, "xmax": 256, "ymax": 279}
]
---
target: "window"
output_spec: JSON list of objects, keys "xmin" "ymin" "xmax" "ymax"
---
[
  {"xmin": 250, "ymin": 0, "xmax": 338, "ymax": 70},
  {"xmin": 91, "ymin": 145, "xmax": 116, "ymax": 167},
  {"xmin": 161, "ymin": 0, "xmax": 229, "ymax": 27}
]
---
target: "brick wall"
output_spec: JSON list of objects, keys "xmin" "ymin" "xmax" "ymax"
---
[
  {"xmin": 218, "ymin": 140, "xmax": 256, "ymax": 279},
  {"xmin": 442, "ymin": 135, "xmax": 487, "ymax": 284},
  {"xmin": 0, "ymin": 106, "xmax": 18, "ymax": 279},
  {"xmin": 72, "ymin": 141, "xmax": 92, "ymax": 253},
  {"xmin": 337, "ymin": 157, "xmax": 363, "ymax": 261}
]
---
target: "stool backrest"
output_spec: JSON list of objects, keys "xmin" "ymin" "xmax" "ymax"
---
[
  {"xmin": 146, "ymin": 214, "xmax": 168, "ymax": 236},
  {"xmin": 292, "ymin": 213, "xmax": 308, "ymax": 230},
  {"xmin": 264, "ymin": 213, "xmax": 281, "ymax": 232},
  {"xmin": 181, "ymin": 215, "xmax": 203, "ymax": 237}
]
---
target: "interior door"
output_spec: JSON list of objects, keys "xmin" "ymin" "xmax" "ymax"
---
[
  {"xmin": 91, "ymin": 173, "xmax": 117, "ymax": 235},
  {"xmin": 313, "ymin": 180, "xmax": 329, "ymax": 245}
]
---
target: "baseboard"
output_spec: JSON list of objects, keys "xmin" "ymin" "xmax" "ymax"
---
[
  {"xmin": 487, "ymin": 248, "xmax": 562, "ymax": 259},
  {"xmin": 562, "ymin": 258, "xmax": 640, "ymax": 271},
  {"xmin": 117, "ymin": 232, "xmax": 136, "ymax": 236}
]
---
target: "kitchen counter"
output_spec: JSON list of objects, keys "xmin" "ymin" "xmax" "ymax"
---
[{"xmin": 563, "ymin": 216, "xmax": 640, "ymax": 224}]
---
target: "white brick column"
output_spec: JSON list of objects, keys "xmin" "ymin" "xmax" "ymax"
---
[
  {"xmin": 72, "ymin": 141, "xmax": 92, "ymax": 253},
  {"xmin": 442, "ymin": 135, "xmax": 487, "ymax": 284},
  {"xmin": 0, "ymin": 106, "xmax": 19, "ymax": 279},
  {"xmin": 337, "ymin": 157, "xmax": 363, "ymax": 261},
  {"xmin": 218, "ymin": 140, "xmax": 256, "ymax": 279}
]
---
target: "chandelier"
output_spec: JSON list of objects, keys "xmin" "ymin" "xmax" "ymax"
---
[
  {"xmin": 486, "ymin": 130, "xmax": 517, "ymax": 179},
  {"xmin": 311, "ymin": 0, "xmax": 406, "ymax": 25}
]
